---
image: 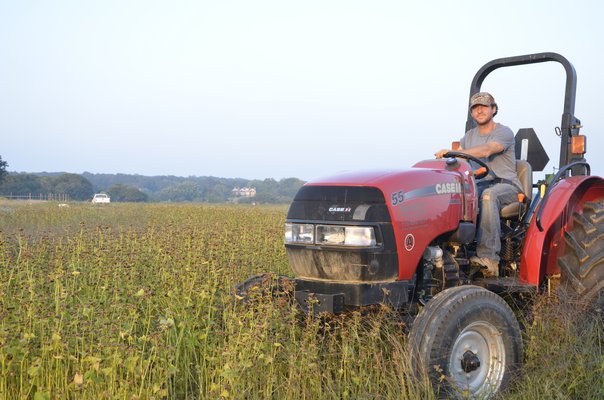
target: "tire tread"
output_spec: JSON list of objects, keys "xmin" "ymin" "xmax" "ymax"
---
[{"xmin": 558, "ymin": 199, "xmax": 604, "ymax": 303}]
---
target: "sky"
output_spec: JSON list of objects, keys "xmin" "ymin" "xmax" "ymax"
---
[{"xmin": 1, "ymin": 0, "xmax": 604, "ymax": 181}]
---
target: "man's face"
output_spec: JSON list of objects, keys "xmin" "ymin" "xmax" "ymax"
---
[{"xmin": 471, "ymin": 104, "xmax": 495, "ymax": 125}]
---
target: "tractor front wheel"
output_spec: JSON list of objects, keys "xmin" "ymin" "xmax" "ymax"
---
[
  {"xmin": 407, "ymin": 285, "xmax": 523, "ymax": 399},
  {"xmin": 558, "ymin": 200, "xmax": 604, "ymax": 308}
]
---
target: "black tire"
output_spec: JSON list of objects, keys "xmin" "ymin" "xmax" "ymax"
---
[
  {"xmin": 558, "ymin": 200, "xmax": 604, "ymax": 308},
  {"xmin": 407, "ymin": 285, "xmax": 523, "ymax": 399}
]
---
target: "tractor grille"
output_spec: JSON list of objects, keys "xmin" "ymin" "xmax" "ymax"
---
[
  {"xmin": 286, "ymin": 186, "xmax": 397, "ymax": 282},
  {"xmin": 286, "ymin": 186, "xmax": 391, "ymax": 222}
]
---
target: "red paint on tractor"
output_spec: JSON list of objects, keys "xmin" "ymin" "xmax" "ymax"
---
[
  {"xmin": 305, "ymin": 159, "xmax": 479, "ymax": 281},
  {"xmin": 521, "ymin": 176, "xmax": 604, "ymax": 285}
]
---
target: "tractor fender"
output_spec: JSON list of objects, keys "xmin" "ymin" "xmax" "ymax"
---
[{"xmin": 520, "ymin": 175, "xmax": 604, "ymax": 285}]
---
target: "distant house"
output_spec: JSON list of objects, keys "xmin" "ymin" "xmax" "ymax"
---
[{"xmin": 231, "ymin": 187, "xmax": 257, "ymax": 197}]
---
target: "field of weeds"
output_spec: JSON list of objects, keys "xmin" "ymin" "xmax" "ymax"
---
[{"xmin": 0, "ymin": 201, "xmax": 602, "ymax": 399}]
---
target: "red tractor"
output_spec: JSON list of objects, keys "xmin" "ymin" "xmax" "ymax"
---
[{"xmin": 240, "ymin": 52, "xmax": 604, "ymax": 397}]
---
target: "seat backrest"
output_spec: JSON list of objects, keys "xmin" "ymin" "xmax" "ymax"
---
[
  {"xmin": 500, "ymin": 160, "xmax": 533, "ymax": 219},
  {"xmin": 516, "ymin": 160, "xmax": 533, "ymax": 200}
]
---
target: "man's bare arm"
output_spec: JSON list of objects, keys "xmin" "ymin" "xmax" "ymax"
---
[
  {"xmin": 435, "ymin": 141, "xmax": 503, "ymax": 159},
  {"xmin": 459, "ymin": 142, "xmax": 504, "ymax": 158}
]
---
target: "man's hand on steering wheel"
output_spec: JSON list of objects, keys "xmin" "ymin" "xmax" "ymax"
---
[
  {"xmin": 440, "ymin": 151, "xmax": 490, "ymax": 179},
  {"xmin": 434, "ymin": 149, "xmax": 451, "ymax": 159}
]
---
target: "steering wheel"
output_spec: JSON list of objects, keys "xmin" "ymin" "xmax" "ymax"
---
[{"xmin": 442, "ymin": 151, "xmax": 490, "ymax": 179}]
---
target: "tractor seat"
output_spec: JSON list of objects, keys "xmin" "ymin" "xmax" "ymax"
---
[{"xmin": 500, "ymin": 160, "xmax": 533, "ymax": 219}]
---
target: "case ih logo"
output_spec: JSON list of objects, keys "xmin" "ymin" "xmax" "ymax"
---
[
  {"xmin": 328, "ymin": 206, "xmax": 352, "ymax": 213},
  {"xmin": 435, "ymin": 182, "xmax": 462, "ymax": 194}
]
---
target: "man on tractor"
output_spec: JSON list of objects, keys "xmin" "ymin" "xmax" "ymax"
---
[{"xmin": 435, "ymin": 92, "xmax": 523, "ymax": 276}]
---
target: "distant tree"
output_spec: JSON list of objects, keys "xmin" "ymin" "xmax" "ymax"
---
[
  {"xmin": 0, "ymin": 173, "xmax": 43, "ymax": 195},
  {"xmin": 252, "ymin": 192, "xmax": 274, "ymax": 203},
  {"xmin": 39, "ymin": 176, "xmax": 55, "ymax": 193},
  {"xmin": 207, "ymin": 183, "xmax": 231, "ymax": 203},
  {"xmin": 157, "ymin": 181, "xmax": 203, "ymax": 202},
  {"xmin": 51, "ymin": 173, "xmax": 94, "ymax": 201},
  {"xmin": 277, "ymin": 177, "xmax": 305, "ymax": 198},
  {"xmin": 241, "ymin": 177, "xmax": 305, "ymax": 204},
  {"xmin": 17, "ymin": 171, "xmax": 305, "ymax": 204},
  {"xmin": 0, "ymin": 156, "xmax": 7, "ymax": 185},
  {"xmin": 106, "ymin": 184, "xmax": 148, "ymax": 202}
]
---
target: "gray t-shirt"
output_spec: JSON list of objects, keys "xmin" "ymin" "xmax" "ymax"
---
[{"xmin": 460, "ymin": 123, "xmax": 522, "ymax": 191}]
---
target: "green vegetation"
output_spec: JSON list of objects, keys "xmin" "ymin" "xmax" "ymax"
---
[
  {"xmin": 0, "ymin": 173, "xmax": 93, "ymax": 201},
  {"xmin": 0, "ymin": 156, "xmax": 7, "ymax": 185},
  {"xmin": 0, "ymin": 172, "xmax": 305, "ymax": 203},
  {"xmin": 0, "ymin": 201, "xmax": 601, "ymax": 399},
  {"xmin": 106, "ymin": 184, "xmax": 148, "ymax": 203}
]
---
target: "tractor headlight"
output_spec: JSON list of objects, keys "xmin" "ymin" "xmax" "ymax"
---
[
  {"xmin": 285, "ymin": 223, "xmax": 378, "ymax": 247},
  {"xmin": 317, "ymin": 225, "xmax": 377, "ymax": 247},
  {"xmin": 285, "ymin": 223, "xmax": 314, "ymax": 244}
]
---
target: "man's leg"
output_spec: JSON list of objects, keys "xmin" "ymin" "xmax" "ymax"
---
[{"xmin": 476, "ymin": 183, "xmax": 520, "ymax": 262}]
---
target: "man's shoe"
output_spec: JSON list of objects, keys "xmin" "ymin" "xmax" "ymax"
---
[{"xmin": 470, "ymin": 256, "xmax": 499, "ymax": 277}]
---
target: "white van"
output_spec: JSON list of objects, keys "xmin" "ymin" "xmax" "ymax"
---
[{"xmin": 91, "ymin": 193, "xmax": 111, "ymax": 204}]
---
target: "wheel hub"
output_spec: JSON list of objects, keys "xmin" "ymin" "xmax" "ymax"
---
[
  {"xmin": 449, "ymin": 320, "xmax": 506, "ymax": 396},
  {"xmin": 461, "ymin": 350, "xmax": 481, "ymax": 373}
]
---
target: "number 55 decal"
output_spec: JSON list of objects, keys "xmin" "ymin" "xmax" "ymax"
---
[{"xmin": 391, "ymin": 190, "xmax": 404, "ymax": 206}]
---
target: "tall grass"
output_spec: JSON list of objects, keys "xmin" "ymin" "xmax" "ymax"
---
[
  {"xmin": 0, "ymin": 200, "xmax": 601, "ymax": 399},
  {"xmin": 506, "ymin": 296, "xmax": 603, "ymax": 399}
]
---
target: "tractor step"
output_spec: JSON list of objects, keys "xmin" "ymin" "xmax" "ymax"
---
[{"xmin": 480, "ymin": 277, "xmax": 538, "ymax": 294}]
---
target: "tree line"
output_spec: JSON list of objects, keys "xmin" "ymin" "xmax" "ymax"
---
[{"xmin": 0, "ymin": 158, "xmax": 305, "ymax": 203}]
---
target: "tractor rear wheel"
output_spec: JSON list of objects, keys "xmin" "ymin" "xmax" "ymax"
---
[
  {"xmin": 407, "ymin": 285, "xmax": 523, "ymax": 399},
  {"xmin": 558, "ymin": 200, "xmax": 604, "ymax": 308}
]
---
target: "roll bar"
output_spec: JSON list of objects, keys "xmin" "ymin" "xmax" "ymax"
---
[{"xmin": 465, "ymin": 52, "xmax": 584, "ymax": 173}]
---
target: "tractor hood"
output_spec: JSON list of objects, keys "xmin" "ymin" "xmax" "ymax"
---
[
  {"xmin": 306, "ymin": 169, "xmax": 415, "ymax": 187},
  {"xmin": 289, "ymin": 169, "xmax": 428, "ymax": 224},
  {"xmin": 289, "ymin": 159, "xmax": 473, "ymax": 224}
]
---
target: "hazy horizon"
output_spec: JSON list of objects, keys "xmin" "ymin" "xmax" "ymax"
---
[{"xmin": 2, "ymin": 1, "xmax": 603, "ymax": 181}]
